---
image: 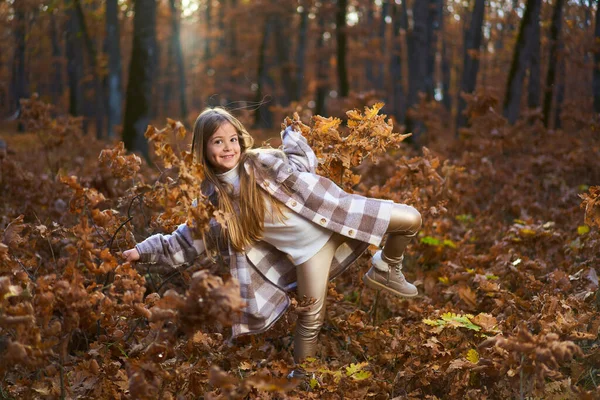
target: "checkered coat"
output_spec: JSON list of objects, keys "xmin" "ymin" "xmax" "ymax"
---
[{"xmin": 136, "ymin": 126, "xmax": 394, "ymax": 338}]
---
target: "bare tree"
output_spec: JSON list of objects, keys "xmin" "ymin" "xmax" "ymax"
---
[
  {"xmin": 65, "ymin": 0, "xmax": 84, "ymax": 118},
  {"xmin": 123, "ymin": 0, "xmax": 157, "ymax": 159},
  {"xmin": 73, "ymin": 0, "xmax": 106, "ymax": 138},
  {"xmin": 389, "ymin": 1, "xmax": 407, "ymax": 125},
  {"xmin": 503, "ymin": 0, "xmax": 541, "ymax": 124},
  {"xmin": 336, "ymin": 0, "xmax": 349, "ymax": 97},
  {"xmin": 456, "ymin": 0, "xmax": 486, "ymax": 131},
  {"xmin": 50, "ymin": 12, "xmax": 63, "ymax": 109},
  {"xmin": 169, "ymin": 0, "xmax": 188, "ymax": 122},
  {"xmin": 10, "ymin": 0, "xmax": 27, "ymax": 117},
  {"xmin": 543, "ymin": 0, "xmax": 564, "ymax": 127},
  {"xmin": 527, "ymin": 0, "xmax": 541, "ymax": 109},
  {"xmin": 295, "ymin": 1, "xmax": 309, "ymax": 101},
  {"xmin": 106, "ymin": 0, "xmax": 122, "ymax": 139},
  {"xmin": 594, "ymin": 0, "xmax": 600, "ymax": 113},
  {"xmin": 254, "ymin": 15, "xmax": 274, "ymax": 128}
]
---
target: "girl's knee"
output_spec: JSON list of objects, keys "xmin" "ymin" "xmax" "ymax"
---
[{"xmin": 390, "ymin": 204, "xmax": 422, "ymax": 235}]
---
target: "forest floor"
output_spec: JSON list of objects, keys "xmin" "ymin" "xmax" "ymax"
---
[{"xmin": 1, "ymin": 98, "xmax": 600, "ymax": 399}]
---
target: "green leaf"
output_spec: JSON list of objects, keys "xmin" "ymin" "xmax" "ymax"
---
[
  {"xmin": 441, "ymin": 312, "xmax": 481, "ymax": 331},
  {"xmin": 456, "ymin": 214, "xmax": 474, "ymax": 223},
  {"xmin": 345, "ymin": 362, "xmax": 368, "ymax": 376},
  {"xmin": 443, "ymin": 239, "xmax": 457, "ymax": 249},
  {"xmin": 485, "ymin": 274, "xmax": 499, "ymax": 280},
  {"xmin": 420, "ymin": 236, "xmax": 441, "ymax": 246},
  {"xmin": 438, "ymin": 276, "xmax": 450, "ymax": 285},
  {"xmin": 309, "ymin": 378, "xmax": 319, "ymax": 389},
  {"xmin": 351, "ymin": 370, "xmax": 372, "ymax": 381}
]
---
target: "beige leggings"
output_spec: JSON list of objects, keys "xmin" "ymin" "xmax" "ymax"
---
[{"xmin": 294, "ymin": 203, "xmax": 421, "ymax": 363}]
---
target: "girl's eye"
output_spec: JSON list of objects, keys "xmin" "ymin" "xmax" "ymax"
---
[
  {"xmin": 231, "ymin": 137, "xmax": 238, "ymax": 142},
  {"xmin": 214, "ymin": 140, "xmax": 222, "ymax": 145}
]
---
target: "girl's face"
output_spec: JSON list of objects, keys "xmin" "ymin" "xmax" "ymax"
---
[{"xmin": 205, "ymin": 122, "xmax": 241, "ymax": 173}]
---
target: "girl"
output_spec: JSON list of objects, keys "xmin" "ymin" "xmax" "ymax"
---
[{"xmin": 123, "ymin": 108, "xmax": 422, "ymax": 374}]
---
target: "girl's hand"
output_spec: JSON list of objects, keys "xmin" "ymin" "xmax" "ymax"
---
[{"xmin": 122, "ymin": 248, "xmax": 140, "ymax": 262}]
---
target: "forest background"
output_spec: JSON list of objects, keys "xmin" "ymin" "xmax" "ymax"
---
[{"xmin": 1, "ymin": 0, "xmax": 600, "ymax": 399}]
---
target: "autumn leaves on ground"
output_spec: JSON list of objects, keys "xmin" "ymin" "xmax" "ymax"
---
[{"xmin": 1, "ymin": 97, "xmax": 600, "ymax": 399}]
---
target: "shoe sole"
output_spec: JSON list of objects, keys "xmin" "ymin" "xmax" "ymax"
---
[{"xmin": 362, "ymin": 273, "xmax": 419, "ymax": 298}]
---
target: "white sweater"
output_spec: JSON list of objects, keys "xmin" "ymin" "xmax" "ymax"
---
[{"xmin": 217, "ymin": 165, "xmax": 332, "ymax": 265}]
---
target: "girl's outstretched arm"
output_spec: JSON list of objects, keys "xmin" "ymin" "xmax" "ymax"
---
[
  {"xmin": 124, "ymin": 223, "xmax": 205, "ymax": 268},
  {"xmin": 280, "ymin": 125, "xmax": 318, "ymax": 173}
]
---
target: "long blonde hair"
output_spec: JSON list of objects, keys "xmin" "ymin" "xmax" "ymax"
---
[{"xmin": 191, "ymin": 107, "xmax": 285, "ymax": 252}]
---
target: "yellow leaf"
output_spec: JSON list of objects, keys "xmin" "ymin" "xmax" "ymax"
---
[
  {"xmin": 577, "ymin": 225, "xmax": 590, "ymax": 235},
  {"xmin": 351, "ymin": 370, "xmax": 372, "ymax": 381},
  {"xmin": 520, "ymin": 228, "xmax": 537, "ymax": 236},
  {"xmin": 438, "ymin": 276, "xmax": 450, "ymax": 285},
  {"xmin": 466, "ymin": 349, "xmax": 479, "ymax": 364}
]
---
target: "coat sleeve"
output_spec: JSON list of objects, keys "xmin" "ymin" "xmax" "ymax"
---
[
  {"xmin": 280, "ymin": 125, "xmax": 318, "ymax": 173},
  {"xmin": 135, "ymin": 223, "xmax": 205, "ymax": 267}
]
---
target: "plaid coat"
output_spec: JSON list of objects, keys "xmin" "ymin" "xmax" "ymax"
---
[{"xmin": 136, "ymin": 126, "xmax": 394, "ymax": 338}]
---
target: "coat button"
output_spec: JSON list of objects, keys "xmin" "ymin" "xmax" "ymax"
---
[
  {"xmin": 263, "ymin": 181, "xmax": 269, "ymax": 187},
  {"xmin": 348, "ymin": 229, "xmax": 354, "ymax": 236},
  {"xmin": 320, "ymin": 218, "xmax": 326, "ymax": 225},
  {"xmin": 291, "ymin": 201, "xmax": 297, "ymax": 207},
  {"xmin": 287, "ymin": 167, "xmax": 293, "ymax": 173}
]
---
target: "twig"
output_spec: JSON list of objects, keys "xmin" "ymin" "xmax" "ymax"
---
[
  {"xmin": 519, "ymin": 354, "xmax": 525, "ymax": 400},
  {"xmin": 369, "ymin": 290, "xmax": 381, "ymax": 325},
  {"xmin": 146, "ymin": 266, "xmax": 157, "ymax": 293},
  {"xmin": 32, "ymin": 210, "xmax": 58, "ymax": 270},
  {"xmin": 155, "ymin": 269, "xmax": 184, "ymax": 294},
  {"xmin": 124, "ymin": 318, "xmax": 144, "ymax": 343},
  {"xmin": 59, "ymin": 358, "xmax": 65, "ymax": 400},
  {"xmin": 13, "ymin": 256, "xmax": 35, "ymax": 282},
  {"xmin": 108, "ymin": 193, "xmax": 144, "ymax": 252}
]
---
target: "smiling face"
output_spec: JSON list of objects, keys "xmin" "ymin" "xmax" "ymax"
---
[{"xmin": 205, "ymin": 122, "xmax": 241, "ymax": 173}]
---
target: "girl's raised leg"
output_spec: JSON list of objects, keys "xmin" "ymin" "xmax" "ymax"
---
[{"xmin": 363, "ymin": 204, "xmax": 421, "ymax": 297}]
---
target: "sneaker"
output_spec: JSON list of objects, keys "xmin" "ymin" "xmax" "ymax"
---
[{"xmin": 362, "ymin": 250, "xmax": 418, "ymax": 297}]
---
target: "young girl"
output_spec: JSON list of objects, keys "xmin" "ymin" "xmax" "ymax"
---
[{"xmin": 123, "ymin": 108, "xmax": 422, "ymax": 373}]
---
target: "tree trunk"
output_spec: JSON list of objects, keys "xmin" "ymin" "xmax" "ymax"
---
[
  {"xmin": 123, "ymin": 0, "xmax": 156, "ymax": 159},
  {"xmin": 50, "ymin": 13, "xmax": 63, "ymax": 110},
  {"xmin": 169, "ymin": 0, "xmax": 188, "ymax": 122},
  {"xmin": 365, "ymin": 3, "xmax": 374, "ymax": 89},
  {"xmin": 390, "ymin": 2, "xmax": 406, "ymax": 125},
  {"xmin": 594, "ymin": 1, "xmax": 600, "ymax": 113},
  {"xmin": 273, "ymin": 16, "xmax": 296, "ymax": 106},
  {"xmin": 315, "ymin": 14, "xmax": 328, "ymax": 117},
  {"xmin": 542, "ymin": 0, "xmax": 564, "ymax": 127},
  {"xmin": 228, "ymin": 0, "xmax": 238, "ymax": 104},
  {"xmin": 295, "ymin": 2, "xmax": 308, "ymax": 101},
  {"xmin": 10, "ymin": 0, "xmax": 27, "ymax": 116},
  {"xmin": 254, "ymin": 16, "xmax": 274, "ymax": 129},
  {"xmin": 336, "ymin": 0, "xmax": 349, "ymax": 97},
  {"xmin": 406, "ymin": 0, "xmax": 429, "ymax": 139},
  {"xmin": 66, "ymin": 0, "xmax": 84, "ymax": 118},
  {"xmin": 74, "ymin": 0, "xmax": 105, "ymax": 138},
  {"xmin": 425, "ymin": 0, "xmax": 442, "ymax": 99},
  {"xmin": 440, "ymin": 3, "xmax": 451, "ymax": 111},
  {"xmin": 106, "ymin": 0, "xmax": 122, "ymax": 139},
  {"xmin": 527, "ymin": 0, "xmax": 541, "ymax": 110},
  {"xmin": 204, "ymin": 0, "xmax": 212, "ymax": 62},
  {"xmin": 456, "ymin": 0, "xmax": 486, "ymax": 131},
  {"xmin": 377, "ymin": 1, "xmax": 389, "ymax": 92},
  {"xmin": 554, "ymin": 54, "xmax": 565, "ymax": 129},
  {"xmin": 503, "ymin": 0, "xmax": 541, "ymax": 124}
]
